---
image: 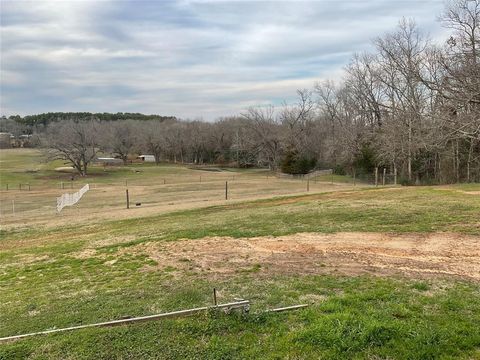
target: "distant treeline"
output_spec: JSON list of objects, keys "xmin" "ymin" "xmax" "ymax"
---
[
  {"xmin": 2, "ymin": 0, "xmax": 479, "ymax": 184},
  {"xmin": 4, "ymin": 112, "xmax": 176, "ymax": 127}
]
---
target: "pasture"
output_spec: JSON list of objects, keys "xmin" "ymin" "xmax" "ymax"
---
[
  {"xmin": 0, "ymin": 149, "xmax": 479, "ymax": 359},
  {"xmin": 0, "ymin": 149, "xmax": 354, "ymax": 229}
]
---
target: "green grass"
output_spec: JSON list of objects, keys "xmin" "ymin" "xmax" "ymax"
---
[
  {"xmin": 1, "ymin": 275, "xmax": 479, "ymax": 359},
  {"xmin": 1, "ymin": 150, "xmax": 480, "ymax": 359},
  {"xmin": 0, "ymin": 186, "xmax": 479, "ymax": 358},
  {"xmin": 0, "ymin": 149, "xmax": 250, "ymax": 189},
  {"xmin": 2, "ymin": 185, "xmax": 478, "ymax": 259}
]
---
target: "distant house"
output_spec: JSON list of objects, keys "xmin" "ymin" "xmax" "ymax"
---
[
  {"xmin": 138, "ymin": 155, "xmax": 156, "ymax": 163},
  {"xmin": 96, "ymin": 157, "xmax": 123, "ymax": 165}
]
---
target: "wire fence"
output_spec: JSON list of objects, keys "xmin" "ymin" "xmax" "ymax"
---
[{"xmin": 0, "ymin": 175, "xmax": 366, "ymax": 221}]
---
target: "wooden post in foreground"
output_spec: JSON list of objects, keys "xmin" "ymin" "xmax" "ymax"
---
[
  {"xmin": 225, "ymin": 181, "xmax": 228, "ymax": 200},
  {"xmin": 394, "ymin": 167, "xmax": 397, "ymax": 185},
  {"xmin": 383, "ymin": 168, "xmax": 386, "ymax": 186},
  {"xmin": 126, "ymin": 189, "xmax": 130, "ymax": 209},
  {"xmin": 213, "ymin": 288, "xmax": 217, "ymax": 306},
  {"xmin": 353, "ymin": 168, "xmax": 356, "ymax": 186}
]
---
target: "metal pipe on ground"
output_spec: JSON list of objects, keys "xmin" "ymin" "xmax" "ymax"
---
[
  {"xmin": 0, "ymin": 300, "xmax": 250, "ymax": 343},
  {"xmin": 266, "ymin": 304, "xmax": 309, "ymax": 313},
  {"xmin": 0, "ymin": 301, "xmax": 310, "ymax": 343}
]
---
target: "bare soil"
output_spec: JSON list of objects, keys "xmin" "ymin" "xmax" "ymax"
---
[{"xmin": 124, "ymin": 232, "xmax": 480, "ymax": 281}]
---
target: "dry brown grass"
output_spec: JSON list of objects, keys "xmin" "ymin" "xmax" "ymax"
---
[{"xmin": 0, "ymin": 176, "xmax": 358, "ymax": 229}]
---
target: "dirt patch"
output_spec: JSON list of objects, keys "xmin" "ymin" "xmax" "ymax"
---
[
  {"xmin": 123, "ymin": 232, "xmax": 480, "ymax": 281},
  {"xmin": 54, "ymin": 167, "xmax": 75, "ymax": 172}
]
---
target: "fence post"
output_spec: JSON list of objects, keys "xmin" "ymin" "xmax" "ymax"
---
[
  {"xmin": 126, "ymin": 189, "xmax": 130, "ymax": 209},
  {"xmin": 307, "ymin": 179, "xmax": 310, "ymax": 192},
  {"xmin": 394, "ymin": 167, "xmax": 397, "ymax": 185},
  {"xmin": 225, "ymin": 181, "xmax": 228, "ymax": 200},
  {"xmin": 375, "ymin": 167, "xmax": 378, "ymax": 187},
  {"xmin": 383, "ymin": 168, "xmax": 386, "ymax": 186}
]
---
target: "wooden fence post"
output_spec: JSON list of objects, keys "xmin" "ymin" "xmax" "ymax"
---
[
  {"xmin": 383, "ymin": 168, "xmax": 386, "ymax": 186},
  {"xmin": 225, "ymin": 181, "xmax": 228, "ymax": 200},
  {"xmin": 307, "ymin": 179, "xmax": 310, "ymax": 192},
  {"xmin": 375, "ymin": 167, "xmax": 378, "ymax": 187},
  {"xmin": 126, "ymin": 189, "xmax": 130, "ymax": 209}
]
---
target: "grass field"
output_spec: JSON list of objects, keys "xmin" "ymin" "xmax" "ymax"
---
[
  {"xmin": 0, "ymin": 149, "xmax": 479, "ymax": 359},
  {"xmin": 0, "ymin": 149, "xmax": 358, "ymax": 229}
]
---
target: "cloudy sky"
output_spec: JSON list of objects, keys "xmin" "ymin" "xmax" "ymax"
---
[{"xmin": 1, "ymin": 0, "xmax": 449, "ymax": 120}]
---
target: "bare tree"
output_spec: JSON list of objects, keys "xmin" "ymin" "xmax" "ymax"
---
[
  {"xmin": 375, "ymin": 18, "xmax": 431, "ymax": 181},
  {"xmin": 139, "ymin": 121, "xmax": 166, "ymax": 165},
  {"xmin": 242, "ymin": 106, "xmax": 283, "ymax": 170},
  {"xmin": 42, "ymin": 120, "xmax": 99, "ymax": 176},
  {"xmin": 102, "ymin": 120, "xmax": 138, "ymax": 164}
]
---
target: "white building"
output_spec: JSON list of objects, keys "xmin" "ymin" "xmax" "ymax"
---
[{"xmin": 138, "ymin": 155, "xmax": 156, "ymax": 162}]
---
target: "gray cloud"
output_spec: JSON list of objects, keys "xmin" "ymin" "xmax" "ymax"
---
[{"xmin": 1, "ymin": 0, "xmax": 448, "ymax": 120}]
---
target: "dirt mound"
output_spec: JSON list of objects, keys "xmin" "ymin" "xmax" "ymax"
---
[{"xmin": 125, "ymin": 232, "xmax": 480, "ymax": 281}]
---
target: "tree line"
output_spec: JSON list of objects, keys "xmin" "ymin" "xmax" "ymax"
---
[{"xmin": 2, "ymin": 0, "xmax": 479, "ymax": 183}]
